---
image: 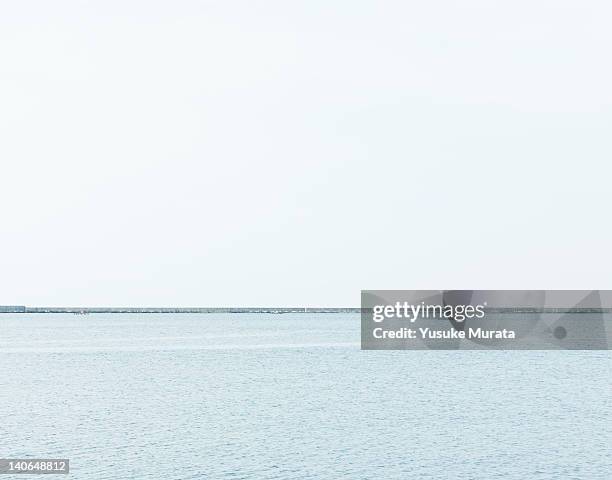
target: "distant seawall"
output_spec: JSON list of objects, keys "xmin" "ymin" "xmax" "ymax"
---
[
  {"xmin": 0, "ymin": 306, "xmax": 359, "ymax": 314},
  {"xmin": 1, "ymin": 306, "xmax": 611, "ymax": 314}
]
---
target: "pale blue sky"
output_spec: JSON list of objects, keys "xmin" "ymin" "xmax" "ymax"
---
[{"xmin": 1, "ymin": 1, "xmax": 611, "ymax": 306}]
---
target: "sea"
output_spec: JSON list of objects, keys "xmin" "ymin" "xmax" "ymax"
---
[{"xmin": 0, "ymin": 313, "xmax": 610, "ymax": 479}]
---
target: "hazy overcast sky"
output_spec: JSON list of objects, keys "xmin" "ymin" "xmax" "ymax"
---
[{"xmin": 2, "ymin": 1, "xmax": 611, "ymax": 306}]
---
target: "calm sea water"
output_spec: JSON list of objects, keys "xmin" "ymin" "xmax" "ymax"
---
[{"xmin": 0, "ymin": 314, "xmax": 610, "ymax": 479}]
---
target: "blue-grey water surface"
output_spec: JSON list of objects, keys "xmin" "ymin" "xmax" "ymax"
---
[{"xmin": 0, "ymin": 314, "xmax": 610, "ymax": 479}]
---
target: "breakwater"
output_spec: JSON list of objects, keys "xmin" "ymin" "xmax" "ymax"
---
[
  {"xmin": 1, "ymin": 306, "xmax": 612, "ymax": 314},
  {"xmin": 1, "ymin": 307, "xmax": 360, "ymax": 314}
]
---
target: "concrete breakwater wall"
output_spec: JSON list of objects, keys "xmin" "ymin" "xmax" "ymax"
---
[
  {"xmin": 0, "ymin": 306, "xmax": 26, "ymax": 313},
  {"xmin": 1, "ymin": 306, "xmax": 612, "ymax": 314},
  {"xmin": 1, "ymin": 307, "xmax": 359, "ymax": 314}
]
